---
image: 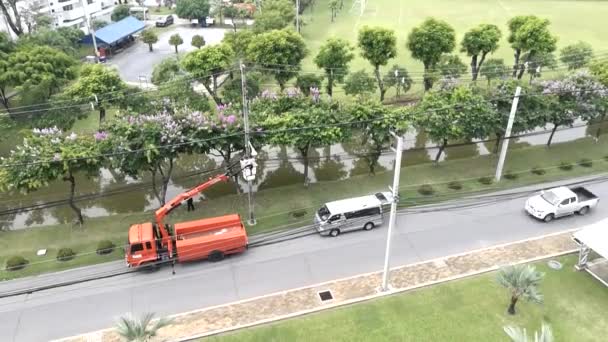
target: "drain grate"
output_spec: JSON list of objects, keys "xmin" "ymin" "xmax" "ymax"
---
[
  {"xmin": 318, "ymin": 290, "xmax": 333, "ymax": 302},
  {"xmin": 547, "ymin": 260, "xmax": 563, "ymax": 270}
]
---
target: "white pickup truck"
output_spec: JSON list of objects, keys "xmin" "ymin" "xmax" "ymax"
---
[{"xmin": 525, "ymin": 186, "xmax": 599, "ymax": 222}]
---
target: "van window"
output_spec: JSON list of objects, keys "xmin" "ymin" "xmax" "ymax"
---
[
  {"xmin": 318, "ymin": 205, "xmax": 331, "ymax": 221},
  {"xmin": 328, "ymin": 214, "xmax": 342, "ymax": 223},
  {"xmin": 348, "ymin": 207, "xmax": 381, "ymax": 218},
  {"xmin": 145, "ymin": 242, "xmax": 152, "ymax": 249},
  {"xmin": 130, "ymin": 243, "xmax": 143, "ymax": 254}
]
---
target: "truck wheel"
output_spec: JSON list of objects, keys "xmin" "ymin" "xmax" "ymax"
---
[
  {"xmin": 208, "ymin": 250, "xmax": 224, "ymax": 262},
  {"xmin": 329, "ymin": 229, "xmax": 340, "ymax": 237},
  {"xmin": 578, "ymin": 206, "xmax": 590, "ymax": 215},
  {"xmin": 543, "ymin": 214, "xmax": 555, "ymax": 223},
  {"xmin": 363, "ymin": 222, "xmax": 375, "ymax": 231}
]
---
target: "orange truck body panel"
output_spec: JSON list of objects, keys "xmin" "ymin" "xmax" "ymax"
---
[{"xmin": 174, "ymin": 214, "xmax": 248, "ymax": 263}]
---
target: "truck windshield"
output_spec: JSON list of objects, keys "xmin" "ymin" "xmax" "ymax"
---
[
  {"xmin": 541, "ymin": 191, "xmax": 560, "ymax": 205},
  {"xmin": 318, "ymin": 205, "xmax": 331, "ymax": 221}
]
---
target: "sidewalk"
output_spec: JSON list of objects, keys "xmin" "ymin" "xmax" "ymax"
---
[{"xmin": 57, "ymin": 230, "xmax": 579, "ymax": 342}]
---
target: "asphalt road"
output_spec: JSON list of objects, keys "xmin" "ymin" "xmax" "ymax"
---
[{"xmin": 1, "ymin": 176, "xmax": 607, "ymax": 342}]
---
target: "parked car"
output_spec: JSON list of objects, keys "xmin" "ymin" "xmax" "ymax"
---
[
  {"xmin": 156, "ymin": 15, "xmax": 174, "ymax": 27},
  {"xmin": 315, "ymin": 192, "xmax": 393, "ymax": 237},
  {"xmin": 525, "ymin": 186, "xmax": 599, "ymax": 222}
]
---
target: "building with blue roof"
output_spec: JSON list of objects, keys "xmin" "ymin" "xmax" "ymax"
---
[{"xmin": 81, "ymin": 16, "xmax": 145, "ymax": 51}]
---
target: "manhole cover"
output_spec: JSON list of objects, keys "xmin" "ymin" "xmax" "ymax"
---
[
  {"xmin": 318, "ymin": 290, "xmax": 333, "ymax": 302},
  {"xmin": 547, "ymin": 260, "xmax": 562, "ymax": 270}
]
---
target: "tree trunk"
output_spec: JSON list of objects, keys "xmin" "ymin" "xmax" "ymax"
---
[
  {"xmin": 475, "ymin": 52, "xmax": 488, "ymax": 81},
  {"xmin": 423, "ymin": 64, "xmax": 433, "ymax": 91},
  {"xmin": 0, "ymin": 87, "xmax": 10, "ymax": 112},
  {"xmin": 157, "ymin": 158, "xmax": 174, "ymax": 206},
  {"xmin": 64, "ymin": 172, "xmax": 84, "ymax": 225},
  {"xmin": 150, "ymin": 167, "xmax": 163, "ymax": 206},
  {"xmin": 494, "ymin": 133, "xmax": 502, "ymax": 154},
  {"xmin": 99, "ymin": 106, "xmax": 106, "ymax": 125},
  {"xmin": 327, "ymin": 71, "xmax": 334, "ymax": 97},
  {"xmin": 517, "ymin": 53, "xmax": 529, "ymax": 80},
  {"xmin": 547, "ymin": 124, "xmax": 558, "ymax": 147},
  {"xmin": 470, "ymin": 54, "xmax": 478, "ymax": 81},
  {"xmin": 0, "ymin": 0, "xmax": 24, "ymax": 36},
  {"xmin": 507, "ymin": 296, "xmax": 518, "ymax": 315},
  {"xmin": 596, "ymin": 113, "xmax": 606, "ymax": 139},
  {"xmin": 369, "ymin": 144, "xmax": 382, "ymax": 175},
  {"xmin": 512, "ymin": 49, "xmax": 521, "ymax": 78},
  {"xmin": 300, "ymin": 145, "xmax": 310, "ymax": 187},
  {"xmin": 434, "ymin": 139, "xmax": 448, "ymax": 164},
  {"xmin": 373, "ymin": 65, "xmax": 385, "ymax": 102},
  {"xmin": 202, "ymin": 82, "xmax": 222, "ymax": 106},
  {"xmin": 148, "ymin": 44, "xmax": 153, "ymax": 52},
  {"xmin": 278, "ymin": 80, "xmax": 286, "ymax": 92}
]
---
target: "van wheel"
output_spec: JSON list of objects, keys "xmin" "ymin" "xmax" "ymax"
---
[
  {"xmin": 578, "ymin": 206, "xmax": 590, "ymax": 215},
  {"xmin": 543, "ymin": 214, "xmax": 555, "ymax": 223},
  {"xmin": 363, "ymin": 222, "xmax": 375, "ymax": 231},
  {"xmin": 208, "ymin": 250, "xmax": 224, "ymax": 262},
  {"xmin": 329, "ymin": 229, "xmax": 340, "ymax": 237}
]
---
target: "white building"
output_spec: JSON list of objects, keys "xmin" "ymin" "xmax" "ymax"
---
[{"xmin": 0, "ymin": 0, "xmax": 116, "ymax": 37}]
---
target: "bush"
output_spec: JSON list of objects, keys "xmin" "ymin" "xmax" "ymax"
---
[
  {"xmin": 5, "ymin": 256, "xmax": 28, "ymax": 271},
  {"xmin": 503, "ymin": 170, "xmax": 519, "ymax": 180},
  {"xmin": 447, "ymin": 181, "xmax": 462, "ymax": 190},
  {"xmin": 418, "ymin": 184, "xmax": 435, "ymax": 196},
  {"xmin": 56, "ymin": 248, "xmax": 76, "ymax": 261},
  {"xmin": 531, "ymin": 167, "xmax": 546, "ymax": 175},
  {"xmin": 478, "ymin": 176, "xmax": 493, "ymax": 185},
  {"xmin": 604, "ymin": 155, "xmax": 608, "ymax": 162},
  {"xmin": 578, "ymin": 158, "xmax": 593, "ymax": 168},
  {"xmin": 559, "ymin": 161, "xmax": 574, "ymax": 171},
  {"xmin": 96, "ymin": 240, "xmax": 115, "ymax": 255},
  {"xmin": 290, "ymin": 209, "xmax": 307, "ymax": 218}
]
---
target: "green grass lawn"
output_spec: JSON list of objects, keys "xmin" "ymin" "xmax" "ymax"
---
[
  {"xmin": 299, "ymin": 0, "xmax": 608, "ymax": 97},
  {"xmin": 2, "ymin": 133, "xmax": 608, "ymax": 280},
  {"xmin": 206, "ymin": 255, "xmax": 608, "ymax": 342},
  {"xmin": 147, "ymin": 6, "xmax": 175, "ymax": 16}
]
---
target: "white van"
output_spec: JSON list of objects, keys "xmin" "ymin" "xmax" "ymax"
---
[{"xmin": 315, "ymin": 192, "xmax": 394, "ymax": 237}]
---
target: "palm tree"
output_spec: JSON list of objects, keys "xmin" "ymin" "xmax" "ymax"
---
[
  {"xmin": 115, "ymin": 312, "xmax": 173, "ymax": 341},
  {"xmin": 504, "ymin": 322, "xmax": 554, "ymax": 342},
  {"xmin": 496, "ymin": 264, "xmax": 544, "ymax": 315}
]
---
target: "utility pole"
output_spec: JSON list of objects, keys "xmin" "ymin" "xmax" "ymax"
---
[
  {"xmin": 495, "ymin": 86, "xmax": 521, "ymax": 182},
  {"xmin": 80, "ymin": 0, "xmax": 99, "ymax": 63},
  {"xmin": 295, "ymin": 0, "xmax": 300, "ymax": 33},
  {"xmin": 239, "ymin": 61, "xmax": 256, "ymax": 225},
  {"xmin": 381, "ymin": 132, "xmax": 403, "ymax": 292}
]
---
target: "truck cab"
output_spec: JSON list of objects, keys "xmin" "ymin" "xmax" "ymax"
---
[
  {"xmin": 525, "ymin": 186, "xmax": 599, "ymax": 222},
  {"xmin": 126, "ymin": 223, "xmax": 161, "ymax": 267}
]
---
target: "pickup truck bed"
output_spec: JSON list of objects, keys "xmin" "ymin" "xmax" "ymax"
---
[{"xmin": 571, "ymin": 187, "xmax": 597, "ymax": 202}]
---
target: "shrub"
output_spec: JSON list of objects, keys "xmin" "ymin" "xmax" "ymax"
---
[
  {"xmin": 56, "ymin": 248, "xmax": 76, "ymax": 261},
  {"xmin": 559, "ymin": 161, "xmax": 574, "ymax": 171},
  {"xmin": 604, "ymin": 155, "xmax": 608, "ymax": 162},
  {"xmin": 96, "ymin": 240, "xmax": 115, "ymax": 255},
  {"xmin": 504, "ymin": 171, "xmax": 519, "ymax": 180},
  {"xmin": 578, "ymin": 158, "xmax": 593, "ymax": 168},
  {"xmin": 5, "ymin": 256, "xmax": 28, "ymax": 271},
  {"xmin": 531, "ymin": 167, "xmax": 546, "ymax": 175},
  {"xmin": 290, "ymin": 209, "xmax": 307, "ymax": 218},
  {"xmin": 478, "ymin": 176, "xmax": 493, "ymax": 185},
  {"xmin": 447, "ymin": 181, "xmax": 462, "ymax": 190},
  {"xmin": 418, "ymin": 184, "xmax": 435, "ymax": 196}
]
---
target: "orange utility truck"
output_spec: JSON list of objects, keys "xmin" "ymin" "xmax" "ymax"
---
[{"xmin": 125, "ymin": 173, "xmax": 248, "ymax": 268}]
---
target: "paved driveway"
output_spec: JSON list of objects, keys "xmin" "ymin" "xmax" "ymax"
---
[{"xmin": 108, "ymin": 24, "xmax": 228, "ymax": 83}]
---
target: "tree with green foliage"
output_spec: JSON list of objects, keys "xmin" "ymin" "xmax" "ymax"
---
[
  {"xmin": 150, "ymin": 58, "xmax": 209, "ymax": 113},
  {"xmin": 181, "ymin": 43, "xmax": 234, "ymax": 104},
  {"xmin": 111, "ymin": 4, "xmax": 131, "ymax": 22},
  {"xmin": 523, "ymin": 51, "xmax": 557, "ymax": 83},
  {"xmin": 348, "ymin": 100, "xmax": 409, "ymax": 174},
  {"xmin": 357, "ymin": 26, "xmax": 397, "ymax": 101},
  {"xmin": 176, "ymin": 0, "xmax": 210, "ymax": 20},
  {"xmin": 18, "ymin": 28, "xmax": 84, "ymax": 56},
  {"xmin": 383, "ymin": 65, "xmax": 412, "ymax": 98},
  {"xmin": 480, "ymin": 58, "xmax": 509, "ymax": 85},
  {"xmin": 141, "ymin": 30, "xmax": 158, "ymax": 52},
  {"xmin": 560, "ymin": 41, "xmax": 593, "ymax": 71},
  {"xmin": 191, "ymin": 34, "xmax": 205, "ymax": 49},
  {"xmin": 344, "ymin": 70, "xmax": 376, "ymax": 99},
  {"xmin": 461, "ymin": 24, "xmax": 501, "ymax": 81},
  {"xmin": 222, "ymin": 72, "xmax": 262, "ymax": 105},
  {"xmin": 497, "ymin": 264, "xmax": 544, "ymax": 315},
  {"xmin": 590, "ymin": 60, "xmax": 608, "ymax": 86},
  {"xmin": 541, "ymin": 71, "xmax": 608, "ymax": 146},
  {"xmin": 253, "ymin": 0, "xmax": 295, "ymax": 33},
  {"xmin": 415, "ymin": 86, "xmax": 497, "ymax": 162},
  {"xmin": 407, "ymin": 18, "xmax": 456, "ymax": 90},
  {"xmin": 295, "ymin": 74, "xmax": 323, "ymax": 96},
  {"xmin": 314, "ymin": 38, "xmax": 354, "ymax": 97},
  {"xmin": 504, "ymin": 323, "xmax": 554, "ymax": 342},
  {"xmin": 65, "ymin": 64, "xmax": 126, "ymax": 125},
  {"xmin": 0, "ymin": 32, "xmax": 15, "ymax": 111},
  {"xmin": 247, "ymin": 29, "xmax": 307, "ymax": 90},
  {"xmin": 507, "ymin": 15, "xmax": 557, "ymax": 79},
  {"xmin": 0, "ymin": 128, "xmax": 108, "ymax": 225},
  {"xmin": 151, "ymin": 57, "xmax": 182, "ymax": 85},
  {"xmin": 116, "ymin": 313, "xmax": 173, "ymax": 342},
  {"xmin": 6, "ymin": 45, "xmax": 77, "ymax": 100},
  {"xmin": 258, "ymin": 99, "xmax": 347, "ymax": 186},
  {"xmin": 169, "ymin": 33, "xmax": 183, "ymax": 54},
  {"xmin": 222, "ymin": 30, "xmax": 254, "ymax": 59},
  {"xmin": 438, "ymin": 54, "xmax": 467, "ymax": 79},
  {"xmin": 92, "ymin": 19, "xmax": 109, "ymax": 30}
]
